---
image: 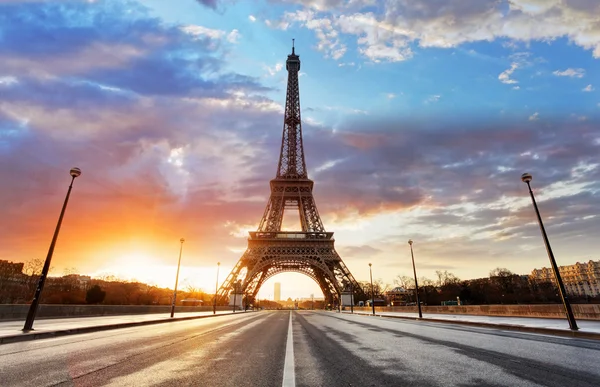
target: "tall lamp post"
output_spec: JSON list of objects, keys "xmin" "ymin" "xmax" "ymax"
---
[
  {"xmin": 170, "ymin": 238, "xmax": 185, "ymax": 318},
  {"xmin": 408, "ymin": 239, "xmax": 423, "ymax": 319},
  {"xmin": 521, "ymin": 173, "xmax": 578, "ymax": 331},
  {"xmin": 350, "ymin": 281, "xmax": 354, "ymax": 314},
  {"xmin": 369, "ymin": 263, "xmax": 375, "ymax": 316},
  {"xmin": 213, "ymin": 262, "xmax": 220, "ymax": 314},
  {"xmin": 23, "ymin": 167, "xmax": 82, "ymax": 332},
  {"xmin": 233, "ymin": 279, "xmax": 238, "ymax": 313}
]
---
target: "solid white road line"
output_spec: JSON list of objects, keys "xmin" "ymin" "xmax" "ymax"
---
[{"xmin": 282, "ymin": 311, "xmax": 296, "ymax": 387}]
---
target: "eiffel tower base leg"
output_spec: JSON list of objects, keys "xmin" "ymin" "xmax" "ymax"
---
[{"xmin": 216, "ymin": 233, "xmax": 364, "ymax": 304}]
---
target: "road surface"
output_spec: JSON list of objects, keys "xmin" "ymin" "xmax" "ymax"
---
[{"xmin": 1, "ymin": 310, "xmax": 599, "ymax": 386}]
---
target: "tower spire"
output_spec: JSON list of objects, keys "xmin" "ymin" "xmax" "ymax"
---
[{"xmin": 277, "ymin": 41, "xmax": 306, "ymax": 179}]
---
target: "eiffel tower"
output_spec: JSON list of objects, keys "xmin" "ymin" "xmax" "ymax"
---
[{"xmin": 216, "ymin": 42, "xmax": 364, "ymax": 306}]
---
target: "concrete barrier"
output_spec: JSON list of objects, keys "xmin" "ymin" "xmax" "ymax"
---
[
  {"xmin": 3, "ymin": 303, "xmax": 599, "ymax": 321},
  {"xmin": 0, "ymin": 304, "xmax": 234, "ymax": 321},
  {"xmin": 353, "ymin": 304, "xmax": 600, "ymax": 320}
]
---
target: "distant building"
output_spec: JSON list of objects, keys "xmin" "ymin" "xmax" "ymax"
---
[
  {"xmin": 530, "ymin": 260, "xmax": 600, "ymax": 297},
  {"xmin": 298, "ymin": 296, "xmax": 325, "ymax": 302},
  {"xmin": 385, "ymin": 286, "xmax": 410, "ymax": 305},
  {"xmin": 0, "ymin": 260, "xmax": 24, "ymax": 275},
  {"xmin": 0, "ymin": 260, "xmax": 25, "ymax": 283},
  {"xmin": 284, "ymin": 297, "xmax": 297, "ymax": 309},
  {"xmin": 62, "ymin": 274, "xmax": 92, "ymax": 289},
  {"xmin": 274, "ymin": 282, "xmax": 281, "ymax": 301}
]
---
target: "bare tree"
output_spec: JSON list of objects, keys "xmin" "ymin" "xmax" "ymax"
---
[
  {"xmin": 63, "ymin": 267, "xmax": 79, "ymax": 276},
  {"xmin": 376, "ymin": 279, "xmax": 391, "ymax": 295},
  {"xmin": 489, "ymin": 267, "xmax": 513, "ymax": 278},
  {"xmin": 23, "ymin": 259, "xmax": 44, "ymax": 276},
  {"xmin": 435, "ymin": 270, "xmax": 460, "ymax": 287},
  {"xmin": 394, "ymin": 275, "xmax": 415, "ymax": 289},
  {"xmin": 97, "ymin": 273, "xmax": 120, "ymax": 282},
  {"xmin": 22, "ymin": 259, "xmax": 48, "ymax": 295}
]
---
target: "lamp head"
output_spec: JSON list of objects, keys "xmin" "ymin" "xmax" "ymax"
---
[
  {"xmin": 217, "ymin": 262, "xmax": 220, "ymax": 266},
  {"xmin": 369, "ymin": 263, "xmax": 372, "ymax": 267},
  {"xmin": 408, "ymin": 239, "xmax": 413, "ymax": 246},
  {"xmin": 521, "ymin": 172, "xmax": 532, "ymax": 183},
  {"xmin": 70, "ymin": 167, "xmax": 82, "ymax": 178},
  {"xmin": 180, "ymin": 238, "xmax": 185, "ymax": 243}
]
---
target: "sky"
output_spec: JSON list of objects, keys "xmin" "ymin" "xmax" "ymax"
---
[{"xmin": 1, "ymin": 0, "xmax": 599, "ymax": 301}]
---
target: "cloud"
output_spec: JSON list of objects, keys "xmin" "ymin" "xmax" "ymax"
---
[
  {"xmin": 181, "ymin": 25, "xmax": 241, "ymax": 45},
  {"xmin": 0, "ymin": 0, "xmax": 278, "ymax": 269},
  {"xmin": 553, "ymin": 68, "xmax": 586, "ymax": 78},
  {"xmin": 499, "ymin": 63, "xmax": 519, "ymax": 84},
  {"xmin": 270, "ymin": 1, "xmax": 600, "ymax": 63},
  {"xmin": 304, "ymin": 117, "xmax": 600, "ymax": 279},
  {"xmin": 277, "ymin": 10, "xmax": 347, "ymax": 60},
  {"xmin": 265, "ymin": 62, "xmax": 284, "ymax": 76},
  {"xmin": 248, "ymin": 15, "xmax": 257, "ymax": 22},
  {"xmin": 227, "ymin": 29, "xmax": 241, "ymax": 43},
  {"xmin": 336, "ymin": 13, "xmax": 413, "ymax": 62},
  {"xmin": 498, "ymin": 52, "xmax": 536, "ymax": 86},
  {"xmin": 274, "ymin": 0, "xmax": 376, "ymax": 12},
  {"xmin": 0, "ymin": 1, "xmax": 153, "ymax": 78},
  {"xmin": 195, "ymin": 0, "xmax": 219, "ymax": 9},
  {"xmin": 338, "ymin": 245, "xmax": 383, "ymax": 258},
  {"xmin": 583, "ymin": 84, "xmax": 594, "ymax": 92},
  {"xmin": 424, "ymin": 95, "xmax": 441, "ymax": 103},
  {"xmin": 3, "ymin": 0, "xmax": 600, "ymax": 285},
  {"xmin": 0, "ymin": 76, "xmax": 18, "ymax": 86},
  {"xmin": 528, "ymin": 112, "xmax": 539, "ymax": 121},
  {"xmin": 0, "ymin": 3, "xmax": 260, "ymax": 99}
]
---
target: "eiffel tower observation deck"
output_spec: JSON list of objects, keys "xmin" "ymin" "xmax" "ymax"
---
[{"xmin": 216, "ymin": 42, "xmax": 364, "ymax": 306}]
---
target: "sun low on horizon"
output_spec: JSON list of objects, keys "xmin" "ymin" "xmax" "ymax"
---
[{"xmin": 1, "ymin": 0, "xmax": 600, "ymax": 300}]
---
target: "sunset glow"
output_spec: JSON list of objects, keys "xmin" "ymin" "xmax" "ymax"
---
[{"xmin": 1, "ymin": 0, "xmax": 600, "ymax": 300}]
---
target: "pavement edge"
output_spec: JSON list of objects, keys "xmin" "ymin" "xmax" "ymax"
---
[
  {"xmin": 0, "ymin": 312, "xmax": 236, "ymax": 345},
  {"xmin": 349, "ymin": 312, "xmax": 600, "ymax": 341}
]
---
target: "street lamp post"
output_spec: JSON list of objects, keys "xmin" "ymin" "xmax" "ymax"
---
[
  {"xmin": 369, "ymin": 263, "xmax": 375, "ymax": 316},
  {"xmin": 233, "ymin": 279, "xmax": 238, "ymax": 313},
  {"xmin": 23, "ymin": 167, "xmax": 82, "ymax": 332},
  {"xmin": 350, "ymin": 281, "xmax": 354, "ymax": 314},
  {"xmin": 408, "ymin": 239, "xmax": 423, "ymax": 319},
  {"xmin": 521, "ymin": 172, "xmax": 578, "ymax": 331},
  {"xmin": 170, "ymin": 238, "xmax": 185, "ymax": 318},
  {"xmin": 213, "ymin": 262, "xmax": 220, "ymax": 315}
]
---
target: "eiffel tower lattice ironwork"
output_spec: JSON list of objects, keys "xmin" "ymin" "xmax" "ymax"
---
[{"xmin": 215, "ymin": 42, "xmax": 364, "ymax": 307}]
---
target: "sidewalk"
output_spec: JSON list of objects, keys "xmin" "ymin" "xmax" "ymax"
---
[
  {"xmin": 344, "ymin": 310, "xmax": 600, "ymax": 339},
  {"xmin": 0, "ymin": 311, "xmax": 236, "ymax": 344}
]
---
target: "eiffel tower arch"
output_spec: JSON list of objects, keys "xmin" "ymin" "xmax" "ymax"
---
[{"xmin": 216, "ymin": 42, "xmax": 364, "ymax": 307}]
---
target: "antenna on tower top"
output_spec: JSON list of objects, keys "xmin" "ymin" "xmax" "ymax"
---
[{"xmin": 292, "ymin": 38, "xmax": 295, "ymax": 54}]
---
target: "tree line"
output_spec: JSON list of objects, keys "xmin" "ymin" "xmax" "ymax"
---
[
  {"xmin": 2, "ymin": 260, "xmax": 598, "ymax": 306},
  {"xmin": 0, "ymin": 259, "xmax": 210, "ymax": 305},
  {"xmin": 365, "ymin": 268, "xmax": 599, "ymax": 305}
]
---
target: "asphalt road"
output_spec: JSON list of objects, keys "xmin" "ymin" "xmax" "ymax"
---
[{"xmin": 1, "ymin": 310, "xmax": 599, "ymax": 386}]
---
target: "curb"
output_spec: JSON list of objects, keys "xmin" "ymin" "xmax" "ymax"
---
[
  {"xmin": 347, "ymin": 312, "xmax": 600, "ymax": 341},
  {"xmin": 0, "ymin": 312, "xmax": 239, "ymax": 345}
]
